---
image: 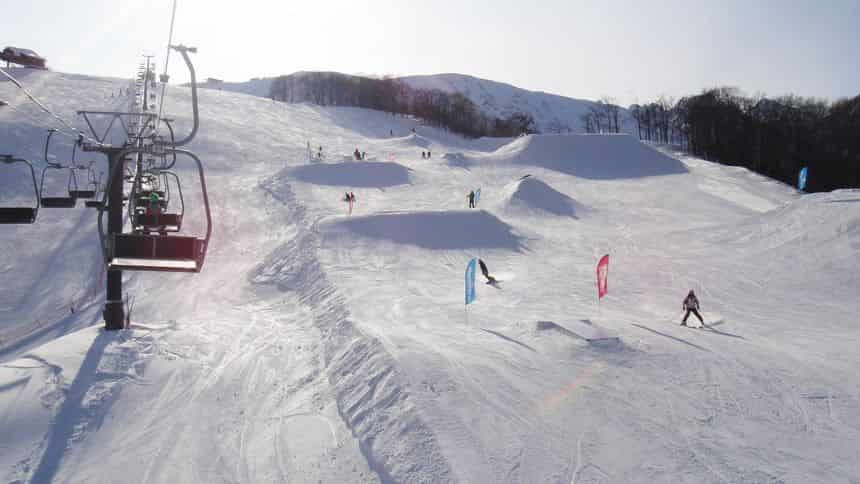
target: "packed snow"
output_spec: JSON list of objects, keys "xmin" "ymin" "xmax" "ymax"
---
[{"xmin": 2, "ymin": 69, "xmax": 860, "ymax": 483}]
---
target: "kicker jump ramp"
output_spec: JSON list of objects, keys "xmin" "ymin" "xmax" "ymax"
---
[{"xmin": 537, "ymin": 319, "xmax": 618, "ymax": 343}]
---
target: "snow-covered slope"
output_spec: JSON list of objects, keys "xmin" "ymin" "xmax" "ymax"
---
[
  {"xmin": 2, "ymin": 71, "xmax": 860, "ymax": 484},
  {"xmin": 401, "ymin": 73, "xmax": 628, "ymax": 134},
  {"xmin": 198, "ymin": 77, "xmax": 273, "ymax": 98},
  {"xmin": 200, "ymin": 71, "xmax": 628, "ymax": 134}
]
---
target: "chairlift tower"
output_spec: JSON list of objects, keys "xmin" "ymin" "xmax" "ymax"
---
[{"xmin": 78, "ymin": 45, "xmax": 205, "ymax": 330}]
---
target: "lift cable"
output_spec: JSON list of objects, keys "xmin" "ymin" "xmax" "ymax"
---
[
  {"xmin": 155, "ymin": 0, "xmax": 179, "ymax": 132},
  {"xmin": 0, "ymin": 66, "xmax": 105, "ymax": 147}
]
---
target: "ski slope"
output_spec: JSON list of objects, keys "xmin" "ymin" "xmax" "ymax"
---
[{"xmin": 2, "ymin": 70, "xmax": 860, "ymax": 483}]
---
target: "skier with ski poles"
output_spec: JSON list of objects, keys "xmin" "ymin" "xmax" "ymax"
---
[{"xmin": 681, "ymin": 289, "xmax": 704, "ymax": 326}]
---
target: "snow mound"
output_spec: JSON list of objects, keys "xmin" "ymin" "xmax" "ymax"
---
[
  {"xmin": 392, "ymin": 132, "xmax": 430, "ymax": 148},
  {"xmin": 711, "ymin": 190, "xmax": 860, "ymax": 250},
  {"xmin": 289, "ymin": 161, "xmax": 411, "ymax": 188},
  {"xmin": 321, "ymin": 210, "xmax": 524, "ymax": 250},
  {"xmin": 443, "ymin": 152, "xmax": 472, "ymax": 169},
  {"xmin": 493, "ymin": 134, "xmax": 688, "ymax": 179},
  {"xmin": 502, "ymin": 176, "xmax": 583, "ymax": 217}
]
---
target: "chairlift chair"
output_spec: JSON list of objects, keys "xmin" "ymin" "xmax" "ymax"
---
[
  {"xmin": 98, "ymin": 148, "xmax": 210, "ymax": 273},
  {"xmin": 69, "ymin": 163, "xmax": 98, "ymax": 199},
  {"xmin": 0, "ymin": 156, "xmax": 40, "ymax": 224},
  {"xmin": 39, "ymin": 164, "xmax": 78, "ymax": 208},
  {"xmin": 131, "ymin": 170, "xmax": 184, "ymax": 233}
]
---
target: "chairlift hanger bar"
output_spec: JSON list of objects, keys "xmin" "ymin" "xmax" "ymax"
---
[{"xmin": 0, "ymin": 156, "xmax": 40, "ymax": 224}]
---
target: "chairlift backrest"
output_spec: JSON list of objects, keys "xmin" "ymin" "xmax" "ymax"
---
[
  {"xmin": 0, "ymin": 156, "xmax": 40, "ymax": 224},
  {"xmin": 98, "ymin": 148, "xmax": 209, "ymax": 272},
  {"xmin": 39, "ymin": 165, "xmax": 78, "ymax": 208}
]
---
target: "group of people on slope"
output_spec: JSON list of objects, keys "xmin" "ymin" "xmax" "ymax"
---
[
  {"xmin": 353, "ymin": 148, "xmax": 367, "ymax": 160},
  {"xmin": 421, "ymin": 151, "xmax": 432, "ymax": 159}
]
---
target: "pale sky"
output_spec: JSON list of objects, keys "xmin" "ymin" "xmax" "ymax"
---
[{"xmin": 6, "ymin": 0, "xmax": 860, "ymax": 106}]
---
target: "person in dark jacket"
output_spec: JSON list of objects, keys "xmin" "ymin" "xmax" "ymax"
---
[
  {"xmin": 478, "ymin": 259, "xmax": 497, "ymax": 285},
  {"xmin": 468, "ymin": 190, "xmax": 476, "ymax": 208},
  {"xmin": 682, "ymin": 290, "xmax": 704, "ymax": 326}
]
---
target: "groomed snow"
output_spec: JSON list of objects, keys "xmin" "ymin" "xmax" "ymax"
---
[{"xmin": 2, "ymin": 70, "xmax": 860, "ymax": 483}]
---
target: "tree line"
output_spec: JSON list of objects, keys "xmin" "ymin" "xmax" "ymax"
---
[
  {"xmin": 629, "ymin": 88, "xmax": 860, "ymax": 191},
  {"xmin": 269, "ymin": 72, "xmax": 536, "ymax": 138}
]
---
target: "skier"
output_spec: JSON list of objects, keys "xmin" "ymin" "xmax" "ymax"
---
[
  {"xmin": 468, "ymin": 190, "xmax": 476, "ymax": 208},
  {"xmin": 681, "ymin": 289, "xmax": 704, "ymax": 326},
  {"xmin": 427, "ymin": 150, "xmax": 431, "ymax": 158},
  {"xmin": 421, "ymin": 151, "xmax": 426, "ymax": 159},
  {"xmin": 478, "ymin": 259, "xmax": 497, "ymax": 285},
  {"xmin": 354, "ymin": 148, "xmax": 361, "ymax": 160}
]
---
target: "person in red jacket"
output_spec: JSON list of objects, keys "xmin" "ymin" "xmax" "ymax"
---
[{"xmin": 681, "ymin": 290, "xmax": 704, "ymax": 326}]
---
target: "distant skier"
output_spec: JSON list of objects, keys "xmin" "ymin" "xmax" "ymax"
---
[
  {"xmin": 427, "ymin": 150, "xmax": 431, "ymax": 158},
  {"xmin": 421, "ymin": 151, "xmax": 426, "ymax": 159},
  {"xmin": 468, "ymin": 190, "xmax": 476, "ymax": 208},
  {"xmin": 354, "ymin": 148, "xmax": 361, "ymax": 160},
  {"xmin": 344, "ymin": 192, "xmax": 356, "ymax": 215},
  {"xmin": 681, "ymin": 290, "xmax": 704, "ymax": 326},
  {"xmin": 478, "ymin": 259, "xmax": 497, "ymax": 285}
]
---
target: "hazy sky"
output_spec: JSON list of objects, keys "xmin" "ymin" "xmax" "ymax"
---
[{"xmin": 6, "ymin": 0, "xmax": 860, "ymax": 105}]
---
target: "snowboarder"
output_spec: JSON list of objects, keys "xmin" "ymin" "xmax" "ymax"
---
[
  {"xmin": 681, "ymin": 290, "xmax": 704, "ymax": 326},
  {"xmin": 468, "ymin": 190, "xmax": 476, "ymax": 208},
  {"xmin": 478, "ymin": 259, "xmax": 497, "ymax": 285}
]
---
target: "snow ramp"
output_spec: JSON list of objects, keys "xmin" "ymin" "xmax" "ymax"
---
[
  {"xmin": 500, "ymin": 176, "xmax": 585, "ymax": 217},
  {"xmin": 289, "ymin": 161, "xmax": 412, "ymax": 188},
  {"xmin": 492, "ymin": 134, "xmax": 688, "ymax": 179},
  {"xmin": 321, "ymin": 210, "xmax": 525, "ymax": 251}
]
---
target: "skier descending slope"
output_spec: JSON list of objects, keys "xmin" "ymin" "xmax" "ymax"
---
[{"xmin": 681, "ymin": 289, "xmax": 704, "ymax": 327}]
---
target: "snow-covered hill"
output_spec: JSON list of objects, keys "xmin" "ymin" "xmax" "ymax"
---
[
  {"xmin": 200, "ymin": 72, "xmax": 628, "ymax": 134},
  {"xmin": 198, "ymin": 77, "xmax": 273, "ymax": 98},
  {"xmin": 2, "ymin": 71, "xmax": 860, "ymax": 483},
  {"xmin": 401, "ymin": 73, "xmax": 627, "ymax": 134}
]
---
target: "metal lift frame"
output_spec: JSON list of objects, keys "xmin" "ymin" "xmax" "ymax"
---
[{"xmin": 0, "ymin": 155, "xmax": 40, "ymax": 224}]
